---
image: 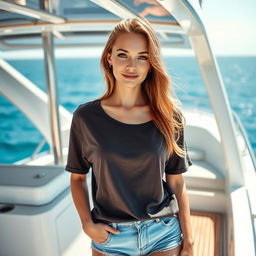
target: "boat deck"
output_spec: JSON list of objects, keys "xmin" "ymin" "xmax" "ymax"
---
[
  {"xmin": 63, "ymin": 211, "xmax": 223, "ymax": 256},
  {"xmin": 191, "ymin": 211, "xmax": 222, "ymax": 256}
]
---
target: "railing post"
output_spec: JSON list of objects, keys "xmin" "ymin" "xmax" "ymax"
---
[{"xmin": 42, "ymin": 0, "xmax": 63, "ymax": 165}]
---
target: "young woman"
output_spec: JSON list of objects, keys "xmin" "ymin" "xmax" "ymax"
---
[{"xmin": 65, "ymin": 17, "xmax": 194, "ymax": 256}]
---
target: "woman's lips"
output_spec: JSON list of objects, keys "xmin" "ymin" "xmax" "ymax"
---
[{"xmin": 122, "ymin": 74, "xmax": 139, "ymax": 79}]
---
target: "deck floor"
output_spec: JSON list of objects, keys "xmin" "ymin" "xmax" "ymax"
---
[
  {"xmin": 190, "ymin": 211, "xmax": 222, "ymax": 256},
  {"xmin": 63, "ymin": 211, "xmax": 223, "ymax": 256}
]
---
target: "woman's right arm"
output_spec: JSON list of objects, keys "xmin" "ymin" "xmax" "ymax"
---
[
  {"xmin": 70, "ymin": 173, "xmax": 94, "ymax": 226},
  {"xmin": 70, "ymin": 173, "xmax": 121, "ymax": 243}
]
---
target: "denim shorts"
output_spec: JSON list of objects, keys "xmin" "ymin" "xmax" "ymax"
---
[{"xmin": 90, "ymin": 215, "xmax": 183, "ymax": 256}]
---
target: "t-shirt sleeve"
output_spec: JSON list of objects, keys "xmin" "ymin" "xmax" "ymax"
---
[
  {"xmin": 65, "ymin": 112, "xmax": 91, "ymax": 174},
  {"xmin": 164, "ymin": 127, "xmax": 192, "ymax": 175}
]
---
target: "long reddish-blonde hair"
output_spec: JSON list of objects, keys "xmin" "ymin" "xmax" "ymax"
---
[{"xmin": 99, "ymin": 17, "xmax": 186, "ymax": 158}]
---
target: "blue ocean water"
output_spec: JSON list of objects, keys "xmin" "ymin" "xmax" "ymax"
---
[{"xmin": 0, "ymin": 56, "xmax": 255, "ymax": 164}]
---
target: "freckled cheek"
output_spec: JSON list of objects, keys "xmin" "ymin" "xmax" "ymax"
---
[
  {"xmin": 138, "ymin": 63, "xmax": 150, "ymax": 74},
  {"xmin": 112, "ymin": 59, "xmax": 127, "ymax": 70}
]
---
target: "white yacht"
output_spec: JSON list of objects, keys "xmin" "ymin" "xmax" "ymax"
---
[{"xmin": 0, "ymin": 0, "xmax": 255, "ymax": 255}]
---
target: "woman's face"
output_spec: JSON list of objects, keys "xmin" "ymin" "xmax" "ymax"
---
[{"xmin": 107, "ymin": 32, "xmax": 151, "ymax": 88}]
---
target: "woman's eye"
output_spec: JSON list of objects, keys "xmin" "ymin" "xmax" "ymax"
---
[
  {"xmin": 138, "ymin": 56, "xmax": 148, "ymax": 60},
  {"xmin": 117, "ymin": 53, "xmax": 127, "ymax": 58}
]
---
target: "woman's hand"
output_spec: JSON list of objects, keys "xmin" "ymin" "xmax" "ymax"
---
[
  {"xmin": 180, "ymin": 248, "xmax": 194, "ymax": 256},
  {"xmin": 83, "ymin": 222, "xmax": 120, "ymax": 244},
  {"xmin": 180, "ymin": 241, "xmax": 194, "ymax": 256}
]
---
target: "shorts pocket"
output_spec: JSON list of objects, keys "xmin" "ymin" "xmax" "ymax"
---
[
  {"xmin": 97, "ymin": 231, "xmax": 112, "ymax": 245},
  {"xmin": 159, "ymin": 216, "xmax": 177, "ymax": 227}
]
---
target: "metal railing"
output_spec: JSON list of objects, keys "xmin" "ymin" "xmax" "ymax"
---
[
  {"xmin": 232, "ymin": 110, "xmax": 256, "ymax": 172},
  {"xmin": 31, "ymin": 138, "xmax": 47, "ymax": 160}
]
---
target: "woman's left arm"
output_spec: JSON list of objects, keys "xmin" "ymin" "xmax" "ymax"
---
[{"xmin": 166, "ymin": 173, "xmax": 194, "ymax": 255}]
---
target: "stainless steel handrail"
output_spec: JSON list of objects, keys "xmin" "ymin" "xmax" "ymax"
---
[
  {"xmin": 232, "ymin": 110, "xmax": 256, "ymax": 172},
  {"xmin": 180, "ymin": 94, "xmax": 256, "ymax": 172},
  {"xmin": 31, "ymin": 138, "xmax": 47, "ymax": 160}
]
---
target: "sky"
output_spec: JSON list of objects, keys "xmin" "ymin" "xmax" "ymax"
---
[
  {"xmin": 201, "ymin": 0, "xmax": 256, "ymax": 56},
  {"xmin": 0, "ymin": 0, "xmax": 256, "ymax": 58}
]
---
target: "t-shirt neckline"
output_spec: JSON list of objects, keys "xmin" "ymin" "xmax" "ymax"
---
[{"xmin": 96, "ymin": 99, "xmax": 154, "ymax": 127}]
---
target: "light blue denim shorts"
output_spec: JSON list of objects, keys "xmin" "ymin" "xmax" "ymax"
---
[{"xmin": 90, "ymin": 215, "xmax": 183, "ymax": 256}]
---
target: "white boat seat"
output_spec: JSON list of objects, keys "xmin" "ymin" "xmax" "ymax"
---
[{"xmin": 0, "ymin": 165, "xmax": 69, "ymax": 206}]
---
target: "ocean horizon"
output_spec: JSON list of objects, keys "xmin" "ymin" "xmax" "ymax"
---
[{"xmin": 0, "ymin": 56, "xmax": 255, "ymax": 164}]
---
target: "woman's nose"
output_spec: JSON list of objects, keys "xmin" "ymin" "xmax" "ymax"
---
[{"xmin": 126, "ymin": 58, "xmax": 136, "ymax": 68}]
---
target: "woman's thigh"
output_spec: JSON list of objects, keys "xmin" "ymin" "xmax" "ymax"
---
[
  {"xmin": 149, "ymin": 244, "xmax": 182, "ymax": 256},
  {"xmin": 92, "ymin": 248, "xmax": 105, "ymax": 256},
  {"xmin": 92, "ymin": 245, "xmax": 182, "ymax": 256}
]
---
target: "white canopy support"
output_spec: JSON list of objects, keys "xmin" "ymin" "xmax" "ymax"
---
[
  {"xmin": 0, "ymin": 0, "xmax": 65, "ymax": 23},
  {"xmin": 0, "ymin": 58, "xmax": 72, "ymax": 149}
]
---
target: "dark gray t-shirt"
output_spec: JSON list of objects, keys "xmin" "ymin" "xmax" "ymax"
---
[{"xmin": 65, "ymin": 99, "xmax": 192, "ymax": 224}]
